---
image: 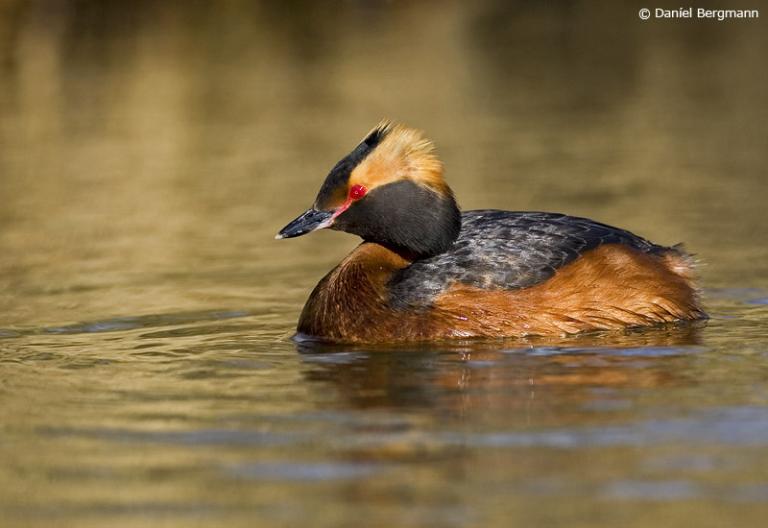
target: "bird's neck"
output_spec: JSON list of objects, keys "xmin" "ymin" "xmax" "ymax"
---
[
  {"xmin": 386, "ymin": 191, "xmax": 462, "ymax": 260},
  {"xmin": 371, "ymin": 182, "xmax": 462, "ymax": 260}
]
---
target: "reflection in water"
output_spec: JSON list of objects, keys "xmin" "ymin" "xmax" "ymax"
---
[
  {"xmin": 1, "ymin": 1, "xmax": 767, "ymax": 527},
  {"xmin": 298, "ymin": 325, "xmax": 704, "ymax": 412}
]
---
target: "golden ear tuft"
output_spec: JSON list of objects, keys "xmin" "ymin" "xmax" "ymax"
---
[{"xmin": 350, "ymin": 121, "xmax": 448, "ymax": 194}]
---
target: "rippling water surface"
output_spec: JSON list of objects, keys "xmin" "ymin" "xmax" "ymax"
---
[{"xmin": 1, "ymin": 2, "xmax": 767, "ymax": 527}]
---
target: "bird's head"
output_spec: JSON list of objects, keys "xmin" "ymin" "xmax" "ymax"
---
[{"xmin": 276, "ymin": 122, "xmax": 461, "ymax": 259}]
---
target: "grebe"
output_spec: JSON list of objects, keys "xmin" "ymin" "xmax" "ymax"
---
[{"xmin": 276, "ymin": 122, "xmax": 705, "ymax": 343}]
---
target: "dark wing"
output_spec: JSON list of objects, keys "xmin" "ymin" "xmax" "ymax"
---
[{"xmin": 388, "ymin": 210, "xmax": 669, "ymax": 308}]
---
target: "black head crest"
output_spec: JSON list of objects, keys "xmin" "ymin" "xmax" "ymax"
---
[{"xmin": 314, "ymin": 121, "xmax": 393, "ymax": 210}]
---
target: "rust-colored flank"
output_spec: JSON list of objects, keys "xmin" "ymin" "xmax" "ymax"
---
[
  {"xmin": 297, "ymin": 243, "xmax": 704, "ymax": 343},
  {"xmin": 432, "ymin": 244, "xmax": 702, "ymax": 338}
]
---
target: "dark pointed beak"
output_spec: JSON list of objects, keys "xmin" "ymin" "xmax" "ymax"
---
[{"xmin": 275, "ymin": 208, "xmax": 334, "ymax": 239}]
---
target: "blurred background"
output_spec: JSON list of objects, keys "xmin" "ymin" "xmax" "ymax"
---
[{"xmin": 1, "ymin": 1, "xmax": 767, "ymax": 527}]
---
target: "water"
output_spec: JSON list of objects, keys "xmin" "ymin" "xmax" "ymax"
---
[{"xmin": 1, "ymin": 2, "xmax": 767, "ymax": 527}]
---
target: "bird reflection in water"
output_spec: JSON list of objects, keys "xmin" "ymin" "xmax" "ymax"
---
[{"xmin": 296, "ymin": 323, "xmax": 705, "ymax": 413}]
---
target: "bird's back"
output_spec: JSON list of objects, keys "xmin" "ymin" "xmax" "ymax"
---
[{"xmin": 388, "ymin": 210, "xmax": 676, "ymax": 308}]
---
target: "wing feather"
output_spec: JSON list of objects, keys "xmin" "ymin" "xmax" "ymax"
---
[{"xmin": 388, "ymin": 210, "xmax": 669, "ymax": 308}]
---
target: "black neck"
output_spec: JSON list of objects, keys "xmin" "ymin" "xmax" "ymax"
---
[{"xmin": 333, "ymin": 180, "xmax": 462, "ymax": 260}]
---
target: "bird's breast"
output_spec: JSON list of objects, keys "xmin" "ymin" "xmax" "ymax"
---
[{"xmin": 296, "ymin": 243, "xmax": 411, "ymax": 341}]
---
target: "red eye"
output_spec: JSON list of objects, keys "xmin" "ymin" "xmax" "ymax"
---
[{"xmin": 349, "ymin": 184, "xmax": 367, "ymax": 200}]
